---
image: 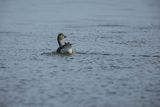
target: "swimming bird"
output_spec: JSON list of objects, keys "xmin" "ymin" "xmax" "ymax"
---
[{"xmin": 56, "ymin": 33, "xmax": 73, "ymax": 55}]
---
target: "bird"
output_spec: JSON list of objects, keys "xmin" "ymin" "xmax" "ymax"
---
[{"xmin": 56, "ymin": 33, "xmax": 73, "ymax": 55}]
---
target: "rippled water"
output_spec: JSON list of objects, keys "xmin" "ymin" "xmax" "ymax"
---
[{"xmin": 0, "ymin": 0, "xmax": 160, "ymax": 107}]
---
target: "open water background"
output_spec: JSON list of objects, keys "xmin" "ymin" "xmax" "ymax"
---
[{"xmin": 0, "ymin": 0, "xmax": 160, "ymax": 107}]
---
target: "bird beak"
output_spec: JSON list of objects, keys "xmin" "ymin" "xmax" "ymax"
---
[{"xmin": 64, "ymin": 36, "xmax": 67, "ymax": 38}]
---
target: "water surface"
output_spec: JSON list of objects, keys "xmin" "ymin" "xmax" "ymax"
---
[{"xmin": 0, "ymin": 0, "xmax": 160, "ymax": 107}]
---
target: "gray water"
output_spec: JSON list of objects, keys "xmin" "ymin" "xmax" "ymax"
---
[{"xmin": 0, "ymin": 0, "xmax": 160, "ymax": 107}]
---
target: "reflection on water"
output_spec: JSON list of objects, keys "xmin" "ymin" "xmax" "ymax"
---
[
  {"xmin": 41, "ymin": 50, "xmax": 160, "ymax": 59},
  {"xmin": 0, "ymin": 0, "xmax": 160, "ymax": 107}
]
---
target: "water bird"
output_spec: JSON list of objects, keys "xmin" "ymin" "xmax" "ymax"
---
[{"xmin": 56, "ymin": 33, "xmax": 74, "ymax": 55}]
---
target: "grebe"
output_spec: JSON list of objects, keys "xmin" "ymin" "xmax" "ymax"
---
[{"xmin": 56, "ymin": 33, "xmax": 73, "ymax": 55}]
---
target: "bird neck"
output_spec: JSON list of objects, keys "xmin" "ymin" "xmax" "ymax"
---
[{"xmin": 58, "ymin": 39, "xmax": 65, "ymax": 47}]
